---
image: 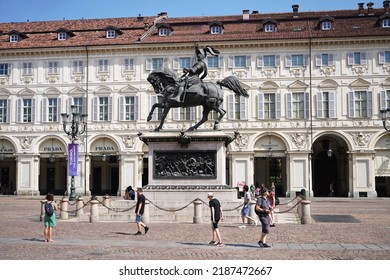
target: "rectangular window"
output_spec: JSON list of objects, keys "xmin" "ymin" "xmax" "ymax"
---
[
  {"xmin": 23, "ymin": 99, "xmax": 33, "ymax": 123},
  {"xmin": 47, "ymin": 98, "xmax": 58, "ymax": 122},
  {"xmin": 124, "ymin": 96, "xmax": 138, "ymax": 121},
  {"xmin": 321, "ymin": 21, "xmax": 332, "ymax": 30},
  {"xmin": 379, "ymin": 51, "xmax": 390, "ymax": 64},
  {"xmin": 207, "ymin": 56, "xmax": 219, "ymax": 68},
  {"xmin": 179, "ymin": 57, "xmax": 192, "ymax": 69},
  {"xmin": 382, "ymin": 19, "xmax": 390, "ymax": 28},
  {"xmin": 354, "ymin": 91, "xmax": 367, "ymax": 118},
  {"xmin": 48, "ymin": 61, "xmax": 59, "ymax": 74},
  {"xmin": 234, "ymin": 56, "xmax": 247, "ymax": 68},
  {"xmin": 173, "ymin": 107, "xmax": 195, "ymax": 121},
  {"xmin": 211, "ymin": 25, "xmax": 222, "ymax": 34},
  {"xmin": 106, "ymin": 30, "xmax": 116, "ymax": 38},
  {"xmin": 124, "ymin": 58, "xmax": 134, "ymax": 71},
  {"xmin": 292, "ymin": 92, "xmax": 305, "ymax": 119},
  {"xmin": 263, "ymin": 93, "xmax": 276, "ymax": 119},
  {"xmin": 0, "ymin": 99, "xmax": 8, "ymax": 123},
  {"xmin": 99, "ymin": 97, "xmax": 109, "ymax": 121},
  {"xmin": 387, "ymin": 90, "xmax": 390, "ymax": 109},
  {"xmin": 22, "ymin": 62, "xmax": 33, "ymax": 75},
  {"xmin": 263, "ymin": 55, "xmax": 276, "ymax": 67},
  {"xmin": 98, "ymin": 59, "xmax": 109, "ymax": 72},
  {"xmin": 264, "ymin": 24, "xmax": 275, "ymax": 32},
  {"xmin": 348, "ymin": 52, "xmax": 367, "ymax": 65},
  {"xmin": 291, "ymin": 55, "xmax": 304, "ymax": 67},
  {"xmin": 73, "ymin": 97, "xmax": 86, "ymax": 115},
  {"xmin": 10, "ymin": 34, "xmax": 18, "ymax": 42},
  {"xmin": 228, "ymin": 95, "xmax": 247, "ymax": 120},
  {"xmin": 58, "ymin": 32, "xmax": 67, "ymax": 40},
  {"xmin": 152, "ymin": 58, "xmax": 163, "ymax": 70},
  {"xmin": 73, "ymin": 61, "xmax": 84, "ymax": 73},
  {"xmin": 0, "ymin": 64, "xmax": 10, "ymax": 76},
  {"xmin": 321, "ymin": 92, "xmax": 330, "ymax": 118}
]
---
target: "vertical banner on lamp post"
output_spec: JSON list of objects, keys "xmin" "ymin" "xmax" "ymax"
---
[{"xmin": 68, "ymin": 143, "xmax": 78, "ymax": 176}]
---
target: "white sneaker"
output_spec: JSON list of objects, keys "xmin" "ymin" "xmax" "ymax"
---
[
  {"xmin": 254, "ymin": 220, "xmax": 258, "ymax": 226},
  {"xmin": 239, "ymin": 224, "xmax": 246, "ymax": 228}
]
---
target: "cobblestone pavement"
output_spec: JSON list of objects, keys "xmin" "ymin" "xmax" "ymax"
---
[{"xmin": 0, "ymin": 196, "xmax": 389, "ymax": 260}]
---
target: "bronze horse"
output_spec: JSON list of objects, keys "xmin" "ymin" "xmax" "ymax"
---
[{"xmin": 147, "ymin": 68, "xmax": 249, "ymax": 131}]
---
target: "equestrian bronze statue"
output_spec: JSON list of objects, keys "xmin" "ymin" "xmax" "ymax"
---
[{"xmin": 147, "ymin": 44, "xmax": 249, "ymax": 131}]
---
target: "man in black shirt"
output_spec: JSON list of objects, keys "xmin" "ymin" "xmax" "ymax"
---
[
  {"xmin": 208, "ymin": 192, "xmax": 224, "ymax": 246},
  {"xmin": 134, "ymin": 188, "xmax": 149, "ymax": 235}
]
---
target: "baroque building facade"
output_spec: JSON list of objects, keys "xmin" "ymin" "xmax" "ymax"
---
[{"xmin": 1, "ymin": 2, "xmax": 390, "ymax": 198}]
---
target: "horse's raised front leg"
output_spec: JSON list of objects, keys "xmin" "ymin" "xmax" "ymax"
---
[
  {"xmin": 147, "ymin": 103, "xmax": 164, "ymax": 122},
  {"xmin": 155, "ymin": 106, "xmax": 171, "ymax": 131},
  {"xmin": 188, "ymin": 107, "xmax": 211, "ymax": 131}
]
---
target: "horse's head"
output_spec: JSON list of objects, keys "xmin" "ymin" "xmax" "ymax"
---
[
  {"xmin": 147, "ymin": 68, "xmax": 179, "ymax": 94},
  {"xmin": 147, "ymin": 73, "xmax": 164, "ymax": 94}
]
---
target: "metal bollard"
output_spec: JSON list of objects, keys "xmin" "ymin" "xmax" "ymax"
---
[
  {"xmin": 76, "ymin": 196, "xmax": 84, "ymax": 217},
  {"xmin": 142, "ymin": 200, "xmax": 150, "ymax": 224},
  {"xmin": 102, "ymin": 195, "xmax": 110, "ymax": 207},
  {"xmin": 40, "ymin": 200, "xmax": 46, "ymax": 221},
  {"xmin": 90, "ymin": 199, "xmax": 99, "ymax": 223},
  {"xmin": 300, "ymin": 200, "xmax": 312, "ymax": 224},
  {"xmin": 193, "ymin": 199, "xmax": 203, "ymax": 224},
  {"xmin": 60, "ymin": 197, "xmax": 69, "ymax": 220}
]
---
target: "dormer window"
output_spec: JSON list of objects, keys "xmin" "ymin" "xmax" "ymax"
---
[
  {"xmin": 209, "ymin": 21, "xmax": 224, "ymax": 34},
  {"xmin": 262, "ymin": 19, "xmax": 277, "ymax": 33},
  {"xmin": 10, "ymin": 34, "xmax": 19, "ymax": 43},
  {"xmin": 382, "ymin": 18, "xmax": 390, "ymax": 28},
  {"xmin": 159, "ymin": 27, "xmax": 169, "ymax": 36},
  {"xmin": 58, "ymin": 32, "xmax": 67, "ymax": 40},
  {"xmin": 319, "ymin": 16, "xmax": 334, "ymax": 31},
  {"xmin": 104, "ymin": 26, "xmax": 122, "ymax": 39},
  {"xmin": 106, "ymin": 29, "xmax": 116, "ymax": 38}
]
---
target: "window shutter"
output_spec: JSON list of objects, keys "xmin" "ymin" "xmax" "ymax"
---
[
  {"xmin": 328, "ymin": 53, "xmax": 335, "ymax": 66},
  {"xmin": 190, "ymin": 107, "xmax": 195, "ymax": 120},
  {"xmin": 42, "ymin": 98, "xmax": 48, "ymax": 122},
  {"xmin": 31, "ymin": 99, "xmax": 36, "ymax": 123},
  {"xmin": 134, "ymin": 96, "xmax": 139, "ymax": 120},
  {"xmin": 246, "ymin": 56, "xmax": 251, "ymax": 68},
  {"xmin": 348, "ymin": 92, "xmax": 355, "ymax": 118},
  {"xmin": 286, "ymin": 93, "xmax": 292, "ymax": 119},
  {"xmin": 317, "ymin": 92, "xmax": 323, "ymax": 118},
  {"xmin": 145, "ymin": 58, "xmax": 152, "ymax": 71},
  {"xmin": 17, "ymin": 99, "xmax": 21, "ymax": 123},
  {"xmin": 361, "ymin": 52, "xmax": 368, "ymax": 65},
  {"xmin": 275, "ymin": 93, "xmax": 281, "ymax": 119},
  {"xmin": 119, "ymin": 96, "xmax": 124, "ymax": 121},
  {"xmin": 303, "ymin": 55, "xmax": 309, "ymax": 67},
  {"xmin": 304, "ymin": 92, "xmax": 310, "ymax": 119},
  {"xmin": 257, "ymin": 55, "xmax": 264, "ymax": 67},
  {"xmin": 367, "ymin": 91, "xmax": 373, "ymax": 118},
  {"xmin": 163, "ymin": 58, "xmax": 168, "ymax": 68},
  {"xmin": 275, "ymin": 55, "xmax": 280, "ymax": 67},
  {"xmin": 173, "ymin": 108, "xmax": 179, "ymax": 120},
  {"xmin": 227, "ymin": 95, "xmax": 234, "ymax": 119},
  {"xmin": 151, "ymin": 96, "xmax": 159, "ymax": 121},
  {"xmin": 329, "ymin": 92, "xmax": 336, "ymax": 118},
  {"xmin": 257, "ymin": 93, "xmax": 264, "ymax": 119},
  {"xmin": 6, "ymin": 99, "xmax": 10, "ymax": 123},
  {"xmin": 315, "ymin": 54, "xmax": 322, "ymax": 66},
  {"xmin": 285, "ymin": 55, "xmax": 292, "ymax": 68},
  {"xmin": 227, "ymin": 56, "xmax": 234, "ymax": 68},
  {"xmin": 347, "ymin": 53, "xmax": 354, "ymax": 65},
  {"xmin": 240, "ymin": 96, "xmax": 248, "ymax": 120},
  {"xmin": 380, "ymin": 90, "xmax": 387, "ymax": 110},
  {"xmin": 108, "ymin": 96, "xmax": 113, "ymax": 121},
  {"xmin": 173, "ymin": 57, "xmax": 180, "ymax": 70},
  {"xmin": 57, "ymin": 98, "xmax": 62, "ymax": 122},
  {"xmin": 218, "ymin": 56, "xmax": 223, "ymax": 68},
  {"xmin": 378, "ymin": 52, "xmax": 385, "ymax": 65},
  {"xmin": 93, "ymin": 97, "xmax": 98, "ymax": 121}
]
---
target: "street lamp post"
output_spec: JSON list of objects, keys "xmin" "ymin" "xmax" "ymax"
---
[
  {"xmin": 61, "ymin": 105, "xmax": 87, "ymax": 201},
  {"xmin": 380, "ymin": 109, "xmax": 390, "ymax": 132}
]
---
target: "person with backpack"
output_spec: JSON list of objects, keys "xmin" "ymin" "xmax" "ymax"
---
[
  {"xmin": 44, "ymin": 193, "xmax": 58, "ymax": 242},
  {"xmin": 255, "ymin": 188, "xmax": 272, "ymax": 248}
]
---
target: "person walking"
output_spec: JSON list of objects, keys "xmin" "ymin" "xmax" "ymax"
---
[
  {"xmin": 134, "ymin": 188, "xmax": 149, "ymax": 235},
  {"xmin": 268, "ymin": 189, "xmax": 276, "ymax": 227},
  {"xmin": 255, "ymin": 188, "xmax": 272, "ymax": 248},
  {"xmin": 239, "ymin": 185, "xmax": 257, "ymax": 228},
  {"xmin": 207, "ymin": 192, "xmax": 224, "ymax": 247},
  {"xmin": 43, "ymin": 193, "xmax": 58, "ymax": 242}
]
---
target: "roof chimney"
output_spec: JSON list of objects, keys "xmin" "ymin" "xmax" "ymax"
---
[
  {"xmin": 252, "ymin": 10, "xmax": 259, "ymax": 14},
  {"xmin": 384, "ymin": 0, "xmax": 390, "ymax": 12},
  {"xmin": 159, "ymin": 12, "xmax": 168, "ymax": 18},
  {"xmin": 292, "ymin": 4, "xmax": 299, "ymax": 18},
  {"xmin": 358, "ymin": 3, "xmax": 365, "ymax": 16},
  {"xmin": 243, "ymin": 10, "xmax": 250, "ymax": 20},
  {"xmin": 367, "ymin": 2, "xmax": 374, "ymax": 14}
]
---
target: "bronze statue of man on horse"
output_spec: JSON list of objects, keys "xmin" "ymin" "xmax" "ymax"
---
[{"xmin": 147, "ymin": 44, "xmax": 249, "ymax": 131}]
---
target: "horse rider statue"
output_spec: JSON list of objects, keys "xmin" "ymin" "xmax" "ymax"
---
[{"xmin": 171, "ymin": 44, "xmax": 220, "ymax": 103}]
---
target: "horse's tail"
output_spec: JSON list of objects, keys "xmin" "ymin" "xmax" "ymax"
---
[{"xmin": 217, "ymin": 76, "xmax": 249, "ymax": 98}]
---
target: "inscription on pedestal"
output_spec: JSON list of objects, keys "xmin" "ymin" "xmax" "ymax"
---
[{"xmin": 154, "ymin": 150, "xmax": 216, "ymax": 179}]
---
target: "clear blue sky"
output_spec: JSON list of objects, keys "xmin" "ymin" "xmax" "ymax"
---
[{"xmin": 0, "ymin": 0, "xmax": 384, "ymax": 23}]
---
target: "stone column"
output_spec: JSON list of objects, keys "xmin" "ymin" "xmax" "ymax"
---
[
  {"xmin": 193, "ymin": 199, "xmax": 203, "ymax": 224},
  {"xmin": 102, "ymin": 195, "xmax": 110, "ymax": 207},
  {"xmin": 300, "ymin": 200, "xmax": 311, "ymax": 224},
  {"xmin": 142, "ymin": 200, "xmax": 150, "ymax": 224},
  {"xmin": 60, "ymin": 197, "xmax": 69, "ymax": 220},
  {"xmin": 40, "ymin": 200, "xmax": 46, "ymax": 221},
  {"xmin": 76, "ymin": 196, "xmax": 84, "ymax": 217},
  {"xmin": 90, "ymin": 199, "xmax": 99, "ymax": 223}
]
